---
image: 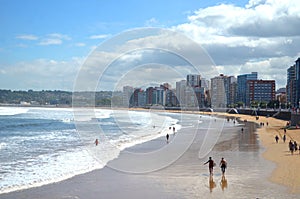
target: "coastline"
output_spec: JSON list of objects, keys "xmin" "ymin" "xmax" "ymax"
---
[{"xmin": 0, "ymin": 109, "xmax": 295, "ymax": 198}]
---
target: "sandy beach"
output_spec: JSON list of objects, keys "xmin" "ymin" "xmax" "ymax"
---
[
  {"xmin": 221, "ymin": 112, "xmax": 300, "ymax": 194},
  {"xmin": 1, "ymin": 110, "xmax": 299, "ymax": 198}
]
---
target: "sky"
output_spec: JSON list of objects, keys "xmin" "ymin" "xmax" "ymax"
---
[{"xmin": 0, "ymin": 0, "xmax": 299, "ymax": 91}]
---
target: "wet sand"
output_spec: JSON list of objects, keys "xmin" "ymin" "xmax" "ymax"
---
[
  {"xmin": 0, "ymin": 112, "xmax": 298, "ymax": 199},
  {"xmin": 221, "ymin": 113, "xmax": 300, "ymax": 194}
]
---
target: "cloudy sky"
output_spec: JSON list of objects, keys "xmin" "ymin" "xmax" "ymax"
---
[{"xmin": 0, "ymin": 0, "xmax": 299, "ymax": 91}]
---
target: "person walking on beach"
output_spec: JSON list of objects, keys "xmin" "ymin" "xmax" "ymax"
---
[
  {"xmin": 275, "ymin": 135, "xmax": 279, "ymax": 143},
  {"xmin": 94, "ymin": 139, "xmax": 99, "ymax": 146},
  {"xmin": 289, "ymin": 140, "xmax": 294, "ymax": 155},
  {"xmin": 166, "ymin": 133, "xmax": 170, "ymax": 143},
  {"xmin": 283, "ymin": 134, "xmax": 286, "ymax": 143},
  {"xmin": 219, "ymin": 157, "xmax": 227, "ymax": 175},
  {"xmin": 294, "ymin": 141, "xmax": 298, "ymax": 151},
  {"xmin": 204, "ymin": 157, "xmax": 215, "ymax": 175}
]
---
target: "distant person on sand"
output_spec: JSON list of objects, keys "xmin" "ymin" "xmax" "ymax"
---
[
  {"xmin": 94, "ymin": 139, "xmax": 99, "ymax": 146},
  {"xmin": 275, "ymin": 135, "xmax": 279, "ymax": 143},
  {"xmin": 166, "ymin": 133, "xmax": 169, "ymax": 143},
  {"xmin": 204, "ymin": 157, "xmax": 215, "ymax": 175},
  {"xmin": 283, "ymin": 134, "xmax": 286, "ymax": 143},
  {"xmin": 173, "ymin": 126, "xmax": 176, "ymax": 134},
  {"xmin": 294, "ymin": 141, "xmax": 298, "ymax": 151},
  {"xmin": 219, "ymin": 157, "xmax": 227, "ymax": 175}
]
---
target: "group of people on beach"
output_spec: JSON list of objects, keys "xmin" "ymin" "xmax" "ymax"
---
[
  {"xmin": 203, "ymin": 157, "xmax": 228, "ymax": 192},
  {"xmin": 288, "ymin": 140, "xmax": 298, "ymax": 155},
  {"xmin": 274, "ymin": 128, "xmax": 300, "ymax": 155},
  {"xmin": 204, "ymin": 157, "xmax": 227, "ymax": 176}
]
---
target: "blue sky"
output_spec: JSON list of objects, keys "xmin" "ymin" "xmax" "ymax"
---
[
  {"xmin": 1, "ymin": 0, "xmax": 247, "ymax": 63},
  {"xmin": 0, "ymin": 0, "xmax": 299, "ymax": 91}
]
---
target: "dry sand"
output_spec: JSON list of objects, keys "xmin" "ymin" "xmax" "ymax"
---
[{"xmin": 211, "ymin": 112, "xmax": 300, "ymax": 194}]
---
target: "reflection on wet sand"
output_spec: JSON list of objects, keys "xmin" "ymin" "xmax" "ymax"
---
[
  {"xmin": 220, "ymin": 175, "xmax": 228, "ymax": 191},
  {"xmin": 207, "ymin": 175, "xmax": 228, "ymax": 193},
  {"xmin": 209, "ymin": 175, "xmax": 216, "ymax": 193}
]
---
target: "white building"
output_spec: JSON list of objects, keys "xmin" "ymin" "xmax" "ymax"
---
[{"xmin": 211, "ymin": 74, "xmax": 227, "ymax": 108}]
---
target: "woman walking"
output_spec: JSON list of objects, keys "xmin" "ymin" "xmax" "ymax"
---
[{"xmin": 219, "ymin": 157, "xmax": 227, "ymax": 175}]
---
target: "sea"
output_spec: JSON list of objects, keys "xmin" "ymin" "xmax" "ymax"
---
[{"xmin": 0, "ymin": 106, "xmax": 181, "ymax": 194}]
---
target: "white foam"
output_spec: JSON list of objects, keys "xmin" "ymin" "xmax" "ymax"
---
[
  {"xmin": 94, "ymin": 109, "xmax": 112, "ymax": 119},
  {"xmin": 0, "ymin": 142, "xmax": 7, "ymax": 150},
  {"xmin": 0, "ymin": 107, "xmax": 29, "ymax": 116},
  {"xmin": 0, "ymin": 149, "xmax": 103, "ymax": 194}
]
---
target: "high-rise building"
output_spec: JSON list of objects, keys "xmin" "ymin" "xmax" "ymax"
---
[
  {"xmin": 200, "ymin": 78, "xmax": 210, "ymax": 91},
  {"xmin": 287, "ymin": 64, "xmax": 296, "ymax": 107},
  {"xmin": 211, "ymin": 74, "xmax": 227, "ymax": 108},
  {"xmin": 210, "ymin": 74, "xmax": 237, "ymax": 108},
  {"xmin": 224, "ymin": 76, "xmax": 237, "ymax": 106},
  {"xmin": 187, "ymin": 74, "xmax": 201, "ymax": 87},
  {"xmin": 137, "ymin": 90, "xmax": 146, "ymax": 107},
  {"xmin": 295, "ymin": 58, "xmax": 300, "ymax": 107},
  {"xmin": 246, "ymin": 80, "xmax": 275, "ymax": 106},
  {"xmin": 145, "ymin": 87, "xmax": 154, "ymax": 105},
  {"xmin": 176, "ymin": 80, "xmax": 187, "ymax": 107},
  {"xmin": 237, "ymin": 72, "xmax": 258, "ymax": 106},
  {"xmin": 153, "ymin": 87, "xmax": 165, "ymax": 105},
  {"xmin": 166, "ymin": 89, "xmax": 177, "ymax": 106},
  {"xmin": 286, "ymin": 58, "xmax": 300, "ymax": 108},
  {"xmin": 132, "ymin": 88, "xmax": 142, "ymax": 107},
  {"xmin": 193, "ymin": 86, "xmax": 206, "ymax": 108}
]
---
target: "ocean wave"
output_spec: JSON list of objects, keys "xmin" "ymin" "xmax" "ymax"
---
[
  {"xmin": 0, "ymin": 107, "xmax": 29, "ymax": 116},
  {"xmin": 0, "ymin": 149, "xmax": 103, "ymax": 195},
  {"xmin": 0, "ymin": 142, "xmax": 7, "ymax": 150}
]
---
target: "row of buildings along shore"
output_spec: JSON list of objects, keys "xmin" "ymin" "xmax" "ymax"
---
[{"xmin": 122, "ymin": 58, "xmax": 300, "ymax": 109}]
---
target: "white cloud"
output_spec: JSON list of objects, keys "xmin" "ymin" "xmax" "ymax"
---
[
  {"xmin": 89, "ymin": 34, "xmax": 110, "ymax": 39},
  {"xmin": 38, "ymin": 33, "xmax": 71, "ymax": 46},
  {"xmin": 73, "ymin": 29, "xmax": 217, "ymax": 91},
  {"xmin": 39, "ymin": 38, "xmax": 62, "ymax": 45},
  {"xmin": 176, "ymin": 0, "xmax": 300, "ymax": 46},
  {"xmin": 47, "ymin": 33, "xmax": 71, "ymax": 40},
  {"xmin": 172, "ymin": 0, "xmax": 300, "ymax": 89},
  {"xmin": 16, "ymin": 34, "xmax": 39, "ymax": 40},
  {"xmin": 0, "ymin": 57, "xmax": 83, "ymax": 90}
]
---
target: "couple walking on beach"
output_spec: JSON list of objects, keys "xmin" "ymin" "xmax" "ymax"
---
[{"xmin": 204, "ymin": 157, "xmax": 227, "ymax": 175}]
